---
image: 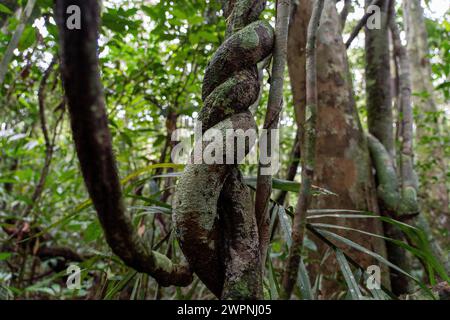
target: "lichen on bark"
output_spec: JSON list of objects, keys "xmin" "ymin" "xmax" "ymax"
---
[{"xmin": 173, "ymin": 0, "xmax": 274, "ymax": 299}]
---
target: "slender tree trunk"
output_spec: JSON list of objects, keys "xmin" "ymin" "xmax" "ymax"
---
[
  {"xmin": 339, "ymin": 0, "xmax": 351, "ymax": 30},
  {"xmin": 403, "ymin": 0, "xmax": 450, "ymax": 243},
  {"xmin": 275, "ymin": 129, "xmax": 301, "ymax": 205},
  {"xmin": 365, "ymin": 0, "xmax": 394, "ymax": 157},
  {"xmin": 282, "ymin": 0, "xmax": 324, "ymax": 299},
  {"xmin": 287, "ymin": 0, "xmax": 389, "ymax": 298},
  {"xmin": 159, "ymin": 109, "xmax": 179, "ymax": 202},
  {"xmin": 363, "ymin": 0, "xmax": 412, "ymax": 295},
  {"xmin": 255, "ymin": 0, "xmax": 290, "ymax": 270},
  {"xmin": 392, "ymin": 1, "xmax": 449, "ymax": 275}
]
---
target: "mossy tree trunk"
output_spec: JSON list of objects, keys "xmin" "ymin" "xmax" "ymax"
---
[{"xmin": 173, "ymin": 0, "xmax": 274, "ymax": 299}]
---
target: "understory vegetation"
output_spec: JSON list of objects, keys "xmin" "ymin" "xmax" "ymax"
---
[{"xmin": 0, "ymin": 0, "xmax": 448, "ymax": 300}]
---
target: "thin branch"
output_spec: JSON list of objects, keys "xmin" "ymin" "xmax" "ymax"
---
[
  {"xmin": 38, "ymin": 57, "xmax": 57, "ymax": 149},
  {"xmin": 270, "ymin": 131, "xmax": 301, "ymax": 241},
  {"xmin": 390, "ymin": 8, "xmax": 415, "ymax": 197},
  {"xmin": 275, "ymin": 129, "xmax": 301, "ymax": 205},
  {"xmin": 281, "ymin": 0, "xmax": 324, "ymax": 299},
  {"xmin": 0, "ymin": 0, "xmax": 37, "ymax": 85},
  {"xmin": 345, "ymin": 0, "xmax": 382, "ymax": 49},
  {"xmin": 340, "ymin": 0, "xmax": 352, "ymax": 30},
  {"xmin": 255, "ymin": 0, "xmax": 291, "ymax": 263},
  {"xmin": 22, "ymin": 57, "xmax": 60, "ymax": 217}
]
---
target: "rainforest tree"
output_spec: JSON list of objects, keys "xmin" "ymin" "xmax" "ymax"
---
[{"xmin": 0, "ymin": 0, "xmax": 448, "ymax": 300}]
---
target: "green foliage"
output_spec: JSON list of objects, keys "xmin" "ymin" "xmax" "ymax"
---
[
  {"xmin": 0, "ymin": 0, "xmax": 447, "ymax": 301},
  {"xmin": 426, "ymin": 10, "xmax": 450, "ymax": 100}
]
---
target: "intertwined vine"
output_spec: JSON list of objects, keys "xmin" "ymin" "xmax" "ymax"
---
[{"xmin": 173, "ymin": 0, "xmax": 274, "ymax": 299}]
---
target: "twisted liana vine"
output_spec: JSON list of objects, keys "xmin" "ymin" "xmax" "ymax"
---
[
  {"xmin": 55, "ymin": 0, "xmax": 192, "ymax": 287},
  {"xmin": 173, "ymin": 0, "xmax": 274, "ymax": 299}
]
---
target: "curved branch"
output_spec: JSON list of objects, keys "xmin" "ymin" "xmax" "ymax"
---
[
  {"xmin": 366, "ymin": 133, "xmax": 400, "ymax": 212},
  {"xmin": 54, "ymin": 0, "xmax": 192, "ymax": 287}
]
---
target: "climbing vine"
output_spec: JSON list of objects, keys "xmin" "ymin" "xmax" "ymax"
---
[{"xmin": 173, "ymin": 0, "xmax": 274, "ymax": 299}]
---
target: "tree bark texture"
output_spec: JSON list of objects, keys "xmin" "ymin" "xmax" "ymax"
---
[
  {"xmin": 287, "ymin": 0, "xmax": 389, "ymax": 298},
  {"xmin": 55, "ymin": 0, "xmax": 192, "ymax": 288},
  {"xmin": 255, "ymin": 0, "xmax": 290, "ymax": 270},
  {"xmin": 173, "ymin": 0, "xmax": 274, "ymax": 299},
  {"xmin": 403, "ymin": 0, "xmax": 449, "ymax": 242},
  {"xmin": 365, "ymin": 0, "xmax": 394, "ymax": 157},
  {"xmin": 364, "ymin": 0, "xmax": 412, "ymax": 295},
  {"xmin": 282, "ymin": 0, "xmax": 324, "ymax": 299}
]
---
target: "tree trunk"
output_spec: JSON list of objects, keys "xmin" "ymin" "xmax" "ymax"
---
[
  {"xmin": 365, "ymin": 0, "xmax": 394, "ymax": 157},
  {"xmin": 403, "ymin": 0, "xmax": 450, "ymax": 243},
  {"xmin": 288, "ymin": 0, "xmax": 389, "ymax": 298},
  {"xmin": 364, "ymin": 0, "xmax": 412, "ymax": 295}
]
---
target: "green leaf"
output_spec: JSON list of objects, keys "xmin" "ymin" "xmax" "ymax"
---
[
  {"xmin": 130, "ymin": 274, "xmax": 142, "ymax": 300},
  {"xmin": 104, "ymin": 270, "xmax": 137, "ymax": 300},
  {"xmin": 274, "ymin": 204, "xmax": 313, "ymax": 300},
  {"xmin": 297, "ymin": 259, "xmax": 313, "ymax": 300},
  {"xmin": 18, "ymin": 26, "xmax": 36, "ymax": 51},
  {"xmin": 307, "ymin": 210, "xmax": 449, "ymax": 282},
  {"xmin": 267, "ymin": 254, "xmax": 280, "ymax": 299},
  {"xmin": 131, "ymin": 204, "xmax": 172, "ymax": 216},
  {"xmin": 121, "ymin": 163, "xmax": 184, "ymax": 185},
  {"xmin": 84, "ymin": 221, "xmax": 102, "ymax": 243},
  {"xmin": 0, "ymin": 4, "xmax": 12, "ymax": 14},
  {"xmin": 306, "ymin": 225, "xmax": 398, "ymax": 300},
  {"xmin": 310, "ymin": 222, "xmax": 426, "ymax": 260},
  {"xmin": 187, "ymin": 15, "xmax": 203, "ymax": 25},
  {"xmin": 316, "ymin": 228, "xmax": 415, "ymax": 280},
  {"xmin": 335, "ymin": 249, "xmax": 364, "ymax": 300},
  {"xmin": 312, "ymin": 227, "xmax": 434, "ymax": 298},
  {"xmin": 141, "ymin": 5, "xmax": 161, "ymax": 21},
  {"xmin": 277, "ymin": 206, "xmax": 292, "ymax": 247},
  {"xmin": 172, "ymin": 8, "xmax": 187, "ymax": 20},
  {"xmin": 0, "ymin": 252, "xmax": 12, "ymax": 261},
  {"xmin": 244, "ymin": 177, "xmax": 336, "ymax": 195},
  {"xmin": 19, "ymin": 163, "xmax": 183, "ymax": 244},
  {"xmin": 370, "ymin": 287, "xmax": 389, "ymax": 300}
]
